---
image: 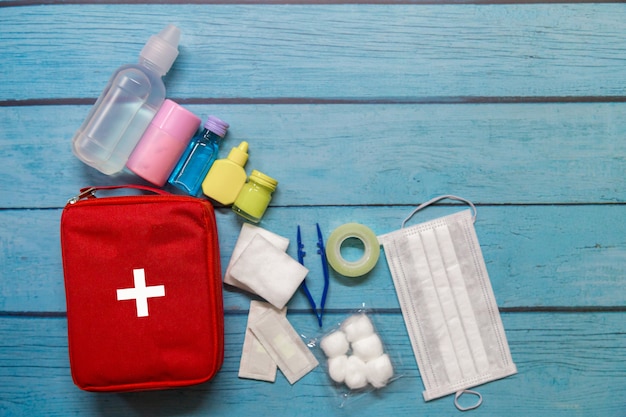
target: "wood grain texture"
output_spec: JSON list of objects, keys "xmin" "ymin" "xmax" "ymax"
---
[
  {"xmin": 1, "ymin": 5, "xmax": 626, "ymax": 101},
  {"xmin": 1, "ymin": 204, "xmax": 625, "ymax": 313},
  {"xmin": 1, "ymin": 2, "xmax": 625, "ymax": 416},
  {"xmin": 0, "ymin": 313, "xmax": 624, "ymax": 416},
  {"xmin": 1, "ymin": 103, "xmax": 625, "ymax": 209}
]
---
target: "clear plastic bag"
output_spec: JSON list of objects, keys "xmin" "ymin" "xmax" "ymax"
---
[{"xmin": 309, "ymin": 307, "xmax": 403, "ymax": 407}]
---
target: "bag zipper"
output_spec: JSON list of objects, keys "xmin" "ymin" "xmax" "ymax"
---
[
  {"xmin": 67, "ymin": 185, "xmax": 171, "ymax": 205},
  {"xmin": 67, "ymin": 187, "xmax": 97, "ymax": 204}
]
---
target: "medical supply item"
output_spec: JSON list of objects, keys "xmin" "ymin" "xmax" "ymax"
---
[
  {"xmin": 378, "ymin": 195, "xmax": 517, "ymax": 411},
  {"xmin": 223, "ymin": 223, "xmax": 290, "ymax": 293},
  {"xmin": 366, "ymin": 354, "xmax": 394, "ymax": 389},
  {"xmin": 345, "ymin": 356, "xmax": 368, "ymax": 389},
  {"xmin": 327, "ymin": 355, "xmax": 348, "ymax": 384},
  {"xmin": 72, "ymin": 25, "xmax": 181, "ymax": 175},
  {"xmin": 60, "ymin": 184, "xmax": 224, "ymax": 392},
  {"xmin": 229, "ymin": 233, "xmax": 308, "ymax": 309},
  {"xmin": 351, "ymin": 333, "xmax": 384, "ymax": 362},
  {"xmin": 320, "ymin": 329, "xmax": 349, "ymax": 358},
  {"xmin": 126, "ymin": 100, "xmax": 201, "ymax": 186},
  {"xmin": 326, "ymin": 223, "xmax": 380, "ymax": 277},
  {"xmin": 239, "ymin": 301, "xmax": 287, "ymax": 382},
  {"xmin": 202, "ymin": 141, "xmax": 249, "ymax": 205},
  {"xmin": 232, "ymin": 170, "xmax": 278, "ymax": 223},
  {"xmin": 297, "ymin": 224, "xmax": 330, "ymax": 327},
  {"xmin": 320, "ymin": 313, "xmax": 394, "ymax": 390},
  {"xmin": 341, "ymin": 313, "xmax": 375, "ymax": 342},
  {"xmin": 168, "ymin": 116, "xmax": 229, "ymax": 195},
  {"xmin": 249, "ymin": 306, "xmax": 319, "ymax": 384}
]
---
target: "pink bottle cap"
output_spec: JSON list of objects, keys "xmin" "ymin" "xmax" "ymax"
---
[
  {"xmin": 152, "ymin": 99, "xmax": 201, "ymax": 141},
  {"xmin": 126, "ymin": 99, "xmax": 201, "ymax": 186}
]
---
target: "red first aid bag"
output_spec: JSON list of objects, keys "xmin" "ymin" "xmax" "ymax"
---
[{"xmin": 60, "ymin": 185, "xmax": 224, "ymax": 392}]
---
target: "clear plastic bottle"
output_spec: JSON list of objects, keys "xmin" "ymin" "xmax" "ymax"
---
[
  {"xmin": 168, "ymin": 116, "xmax": 229, "ymax": 196},
  {"xmin": 71, "ymin": 25, "xmax": 181, "ymax": 175}
]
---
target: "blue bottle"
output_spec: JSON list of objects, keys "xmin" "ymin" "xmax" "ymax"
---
[{"xmin": 167, "ymin": 116, "xmax": 229, "ymax": 195}]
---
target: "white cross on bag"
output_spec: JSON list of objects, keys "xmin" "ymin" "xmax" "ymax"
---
[{"xmin": 116, "ymin": 268, "xmax": 165, "ymax": 317}]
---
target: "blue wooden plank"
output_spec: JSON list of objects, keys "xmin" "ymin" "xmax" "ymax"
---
[
  {"xmin": 1, "ymin": 5, "xmax": 626, "ymax": 101},
  {"xmin": 0, "ymin": 103, "xmax": 625, "ymax": 209},
  {"xmin": 1, "ymin": 204, "xmax": 624, "ymax": 313},
  {"xmin": 0, "ymin": 312, "xmax": 624, "ymax": 416},
  {"xmin": 1, "ymin": 2, "xmax": 625, "ymax": 417}
]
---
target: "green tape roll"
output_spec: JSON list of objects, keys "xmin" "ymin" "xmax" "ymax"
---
[{"xmin": 325, "ymin": 223, "xmax": 380, "ymax": 278}]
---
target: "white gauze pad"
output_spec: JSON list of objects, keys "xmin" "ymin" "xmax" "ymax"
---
[
  {"xmin": 238, "ymin": 300, "xmax": 287, "ymax": 382},
  {"xmin": 249, "ymin": 307, "xmax": 319, "ymax": 384},
  {"xmin": 224, "ymin": 223, "xmax": 290, "ymax": 294},
  {"xmin": 230, "ymin": 234, "xmax": 309, "ymax": 309}
]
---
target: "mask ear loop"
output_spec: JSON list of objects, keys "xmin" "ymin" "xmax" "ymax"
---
[
  {"xmin": 401, "ymin": 194, "xmax": 477, "ymax": 228},
  {"xmin": 454, "ymin": 389, "xmax": 483, "ymax": 411}
]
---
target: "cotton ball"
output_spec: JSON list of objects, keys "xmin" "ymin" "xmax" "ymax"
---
[
  {"xmin": 327, "ymin": 355, "xmax": 348, "ymax": 383},
  {"xmin": 320, "ymin": 330, "xmax": 349, "ymax": 358},
  {"xmin": 351, "ymin": 333, "xmax": 384, "ymax": 362},
  {"xmin": 344, "ymin": 355, "xmax": 368, "ymax": 390},
  {"xmin": 366, "ymin": 354, "xmax": 394, "ymax": 388},
  {"xmin": 340, "ymin": 314, "xmax": 374, "ymax": 342}
]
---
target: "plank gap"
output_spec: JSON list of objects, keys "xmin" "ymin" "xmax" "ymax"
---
[
  {"xmin": 3, "ymin": 306, "xmax": 626, "ymax": 318},
  {"xmin": 1, "ymin": 0, "xmax": 625, "ymax": 7},
  {"xmin": 3, "ymin": 96, "xmax": 626, "ymax": 107},
  {"xmin": 2, "ymin": 201, "xmax": 626, "ymax": 212}
]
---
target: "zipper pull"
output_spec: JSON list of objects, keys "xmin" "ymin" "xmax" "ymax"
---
[{"xmin": 67, "ymin": 187, "xmax": 96, "ymax": 204}]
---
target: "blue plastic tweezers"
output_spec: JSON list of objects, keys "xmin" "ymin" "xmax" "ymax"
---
[{"xmin": 297, "ymin": 223, "xmax": 330, "ymax": 327}]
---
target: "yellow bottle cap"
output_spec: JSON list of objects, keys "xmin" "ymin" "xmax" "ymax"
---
[
  {"xmin": 228, "ymin": 141, "xmax": 249, "ymax": 167},
  {"xmin": 250, "ymin": 170, "xmax": 278, "ymax": 191}
]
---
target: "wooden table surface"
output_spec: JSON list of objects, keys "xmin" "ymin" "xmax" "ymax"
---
[{"xmin": 1, "ymin": 1, "xmax": 625, "ymax": 416}]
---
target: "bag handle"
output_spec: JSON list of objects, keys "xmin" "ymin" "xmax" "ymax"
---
[
  {"xmin": 80, "ymin": 184, "xmax": 170, "ymax": 195},
  {"xmin": 69, "ymin": 184, "xmax": 170, "ymax": 204}
]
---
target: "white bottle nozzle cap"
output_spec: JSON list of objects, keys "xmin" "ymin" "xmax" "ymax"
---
[{"xmin": 140, "ymin": 24, "xmax": 181, "ymax": 75}]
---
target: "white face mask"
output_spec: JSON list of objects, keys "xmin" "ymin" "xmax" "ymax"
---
[{"xmin": 378, "ymin": 195, "xmax": 517, "ymax": 411}]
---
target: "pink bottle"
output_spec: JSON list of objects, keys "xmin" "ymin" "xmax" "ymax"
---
[{"xmin": 126, "ymin": 99, "xmax": 201, "ymax": 186}]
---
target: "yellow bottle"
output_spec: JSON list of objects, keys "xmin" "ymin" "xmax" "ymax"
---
[
  {"xmin": 201, "ymin": 141, "xmax": 249, "ymax": 205},
  {"xmin": 232, "ymin": 170, "xmax": 278, "ymax": 223}
]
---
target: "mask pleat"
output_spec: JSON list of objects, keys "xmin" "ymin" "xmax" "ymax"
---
[
  {"xmin": 420, "ymin": 227, "xmax": 475, "ymax": 380},
  {"xmin": 435, "ymin": 224, "xmax": 490, "ymax": 375},
  {"xmin": 400, "ymin": 231, "xmax": 447, "ymax": 389}
]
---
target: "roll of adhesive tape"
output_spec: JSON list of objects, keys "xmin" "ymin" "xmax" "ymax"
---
[{"xmin": 325, "ymin": 223, "xmax": 380, "ymax": 278}]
